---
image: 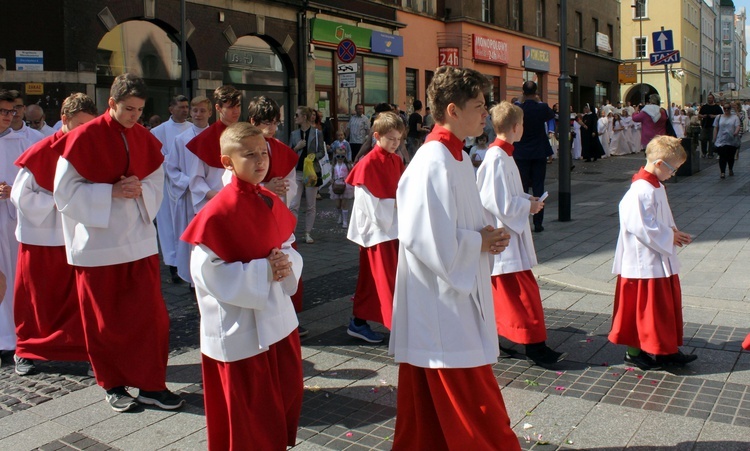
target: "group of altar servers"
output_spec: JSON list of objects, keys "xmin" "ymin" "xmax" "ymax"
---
[{"xmin": 1, "ymin": 69, "xmax": 747, "ymax": 450}]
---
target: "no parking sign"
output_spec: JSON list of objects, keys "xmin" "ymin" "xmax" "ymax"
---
[{"xmin": 337, "ymin": 39, "xmax": 357, "ymax": 63}]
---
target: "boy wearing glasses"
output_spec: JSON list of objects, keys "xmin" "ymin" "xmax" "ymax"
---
[
  {"xmin": 9, "ymin": 91, "xmax": 44, "ymax": 145},
  {"xmin": 345, "ymin": 111, "xmax": 405, "ymax": 343},
  {"xmin": 609, "ymin": 135, "xmax": 697, "ymax": 371},
  {"xmin": 53, "ymin": 74, "xmax": 183, "ymax": 412},
  {"xmin": 0, "ymin": 89, "xmax": 35, "ymax": 363},
  {"xmin": 186, "ymin": 85, "xmax": 242, "ymax": 213}
]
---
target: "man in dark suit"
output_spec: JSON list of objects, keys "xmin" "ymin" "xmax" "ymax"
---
[{"xmin": 513, "ymin": 81, "xmax": 554, "ymax": 233}]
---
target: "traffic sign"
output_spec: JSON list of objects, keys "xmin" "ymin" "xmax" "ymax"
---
[
  {"xmin": 652, "ymin": 30, "xmax": 674, "ymax": 52},
  {"xmin": 337, "ymin": 63, "xmax": 358, "ymax": 74},
  {"xmin": 650, "ymin": 50, "xmax": 681, "ymax": 66},
  {"xmin": 337, "ymin": 39, "xmax": 357, "ymax": 63}
]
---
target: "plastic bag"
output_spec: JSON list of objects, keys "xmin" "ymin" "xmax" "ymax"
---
[
  {"xmin": 319, "ymin": 151, "xmax": 332, "ymax": 189},
  {"xmin": 303, "ymin": 154, "xmax": 318, "ymax": 187}
]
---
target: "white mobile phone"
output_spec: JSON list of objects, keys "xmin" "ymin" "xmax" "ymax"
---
[{"xmin": 538, "ymin": 191, "xmax": 549, "ymax": 202}]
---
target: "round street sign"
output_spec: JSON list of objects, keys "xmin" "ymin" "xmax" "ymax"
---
[{"xmin": 337, "ymin": 39, "xmax": 357, "ymax": 63}]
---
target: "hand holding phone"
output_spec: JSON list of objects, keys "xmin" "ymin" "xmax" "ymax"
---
[{"xmin": 538, "ymin": 191, "xmax": 549, "ymax": 202}]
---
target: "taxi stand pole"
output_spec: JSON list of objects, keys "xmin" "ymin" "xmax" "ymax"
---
[{"xmin": 662, "ymin": 27, "xmax": 673, "ymax": 121}]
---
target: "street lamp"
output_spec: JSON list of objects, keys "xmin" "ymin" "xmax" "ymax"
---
[{"xmin": 632, "ymin": 0, "xmax": 645, "ymax": 104}]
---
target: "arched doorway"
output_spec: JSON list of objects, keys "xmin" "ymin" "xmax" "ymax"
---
[
  {"xmin": 625, "ymin": 84, "xmax": 658, "ymax": 106},
  {"xmin": 96, "ymin": 20, "xmax": 187, "ymax": 123},
  {"xmin": 223, "ymin": 36, "xmax": 291, "ymax": 143}
]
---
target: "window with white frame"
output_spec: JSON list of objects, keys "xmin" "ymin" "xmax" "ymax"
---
[
  {"xmin": 482, "ymin": 0, "xmax": 494, "ymax": 23},
  {"xmin": 722, "ymin": 52, "xmax": 731, "ymax": 74},
  {"xmin": 635, "ymin": 37, "xmax": 647, "ymax": 59},
  {"xmin": 633, "ymin": 0, "xmax": 647, "ymax": 19},
  {"xmin": 509, "ymin": 0, "xmax": 522, "ymax": 31},
  {"xmin": 536, "ymin": 0, "xmax": 545, "ymax": 37}
]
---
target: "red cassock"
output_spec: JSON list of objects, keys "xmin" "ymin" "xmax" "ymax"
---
[
  {"xmin": 265, "ymin": 137, "xmax": 305, "ymax": 313},
  {"xmin": 52, "ymin": 112, "xmax": 169, "ymax": 390},
  {"xmin": 393, "ymin": 363, "xmax": 521, "ymax": 451},
  {"xmin": 181, "ymin": 176, "xmax": 302, "ymax": 450},
  {"xmin": 346, "ymin": 145, "xmax": 404, "ymax": 329},
  {"xmin": 12, "ymin": 132, "xmax": 87, "ymax": 361},
  {"xmin": 491, "ymin": 270, "xmax": 547, "ymax": 344},
  {"xmin": 609, "ymin": 274, "xmax": 683, "ymax": 355},
  {"xmin": 186, "ymin": 120, "xmax": 227, "ymax": 168}
]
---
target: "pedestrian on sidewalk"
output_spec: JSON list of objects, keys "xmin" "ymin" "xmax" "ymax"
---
[
  {"xmin": 713, "ymin": 102, "xmax": 741, "ymax": 179},
  {"xmin": 183, "ymin": 123, "xmax": 303, "ymax": 451},
  {"xmin": 345, "ymin": 111, "xmax": 405, "ymax": 343},
  {"xmin": 609, "ymin": 135, "xmax": 697, "ymax": 371},
  {"xmin": 632, "ymin": 94, "xmax": 668, "ymax": 153},
  {"xmin": 698, "ymin": 94, "xmax": 723, "ymax": 158},
  {"xmin": 52, "ymin": 74, "xmax": 183, "ymax": 412},
  {"xmin": 477, "ymin": 101, "xmax": 567, "ymax": 369},
  {"xmin": 389, "ymin": 66, "xmax": 519, "ymax": 450},
  {"xmin": 10, "ymin": 93, "xmax": 97, "ymax": 376}
]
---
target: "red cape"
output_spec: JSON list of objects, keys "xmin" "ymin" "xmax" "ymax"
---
[
  {"xmin": 181, "ymin": 175, "xmax": 297, "ymax": 263},
  {"xmin": 15, "ymin": 130, "xmax": 64, "ymax": 192},
  {"xmin": 186, "ymin": 120, "xmax": 227, "ymax": 169},
  {"xmin": 264, "ymin": 137, "xmax": 299, "ymax": 181},
  {"xmin": 490, "ymin": 138, "xmax": 515, "ymax": 157},
  {"xmin": 345, "ymin": 145, "xmax": 404, "ymax": 199},
  {"xmin": 633, "ymin": 167, "xmax": 661, "ymax": 188},
  {"xmin": 425, "ymin": 125, "xmax": 464, "ymax": 161},
  {"xmin": 51, "ymin": 112, "xmax": 163, "ymax": 183}
]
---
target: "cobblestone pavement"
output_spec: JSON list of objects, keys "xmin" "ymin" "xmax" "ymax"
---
[{"xmin": 1, "ymin": 141, "xmax": 749, "ymax": 450}]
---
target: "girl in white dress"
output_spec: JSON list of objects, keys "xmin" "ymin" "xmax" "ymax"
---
[
  {"xmin": 672, "ymin": 108, "xmax": 685, "ymax": 138},
  {"xmin": 609, "ymin": 114, "xmax": 629, "ymax": 156},
  {"xmin": 598, "ymin": 110, "xmax": 611, "ymax": 158}
]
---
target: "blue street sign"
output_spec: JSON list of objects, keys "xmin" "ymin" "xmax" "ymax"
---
[
  {"xmin": 649, "ymin": 50, "xmax": 681, "ymax": 66},
  {"xmin": 652, "ymin": 30, "xmax": 674, "ymax": 52}
]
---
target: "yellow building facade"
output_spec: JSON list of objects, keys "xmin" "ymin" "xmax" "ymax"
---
[{"xmin": 620, "ymin": 0, "xmax": 703, "ymax": 108}]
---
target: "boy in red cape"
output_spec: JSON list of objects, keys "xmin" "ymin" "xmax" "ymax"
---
[
  {"xmin": 609, "ymin": 135, "xmax": 697, "ymax": 370},
  {"xmin": 52, "ymin": 74, "xmax": 183, "ymax": 412},
  {"xmin": 476, "ymin": 101, "xmax": 566, "ymax": 368},
  {"xmin": 345, "ymin": 111, "xmax": 405, "ymax": 343},
  {"xmin": 182, "ymin": 123, "xmax": 303, "ymax": 450},
  {"xmin": 389, "ymin": 66, "xmax": 519, "ymax": 450},
  {"xmin": 10, "ymin": 93, "xmax": 97, "ymax": 376},
  {"xmin": 247, "ymin": 96, "xmax": 307, "ymax": 329},
  {"xmin": 186, "ymin": 85, "xmax": 241, "ymax": 213}
]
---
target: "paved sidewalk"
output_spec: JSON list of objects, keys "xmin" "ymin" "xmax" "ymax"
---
[{"xmin": 1, "ymin": 138, "xmax": 749, "ymax": 450}]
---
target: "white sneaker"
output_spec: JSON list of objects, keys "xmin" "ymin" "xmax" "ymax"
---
[{"xmin": 305, "ymin": 233, "xmax": 314, "ymax": 244}]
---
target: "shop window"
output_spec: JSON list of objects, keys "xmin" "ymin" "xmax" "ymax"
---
[
  {"xmin": 364, "ymin": 57, "xmax": 390, "ymax": 105},
  {"xmin": 96, "ymin": 21, "xmax": 182, "ymax": 80},
  {"xmin": 487, "ymin": 76, "xmax": 501, "ymax": 104},
  {"xmin": 223, "ymin": 36, "xmax": 290, "ymax": 139},
  {"xmin": 406, "ymin": 68, "xmax": 418, "ymax": 110},
  {"xmin": 595, "ymin": 82, "xmax": 608, "ymax": 108},
  {"xmin": 314, "ymin": 50, "xmax": 334, "ymax": 86},
  {"xmin": 425, "ymin": 70, "xmax": 434, "ymax": 105}
]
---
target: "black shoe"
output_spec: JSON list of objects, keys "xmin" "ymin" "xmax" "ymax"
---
[
  {"xmin": 297, "ymin": 325, "xmax": 309, "ymax": 337},
  {"xmin": 534, "ymin": 225, "xmax": 544, "ymax": 233},
  {"xmin": 654, "ymin": 351, "xmax": 698, "ymax": 367},
  {"xmin": 526, "ymin": 345, "xmax": 567, "ymax": 368},
  {"xmin": 0, "ymin": 350, "xmax": 14, "ymax": 364},
  {"xmin": 584, "ymin": 159, "xmax": 592, "ymax": 162},
  {"xmin": 624, "ymin": 352, "xmax": 662, "ymax": 371},
  {"xmin": 105, "ymin": 386, "xmax": 138, "ymax": 412},
  {"xmin": 137, "ymin": 389, "xmax": 185, "ymax": 410},
  {"xmin": 499, "ymin": 344, "xmax": 517, "ymax": 359}
]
